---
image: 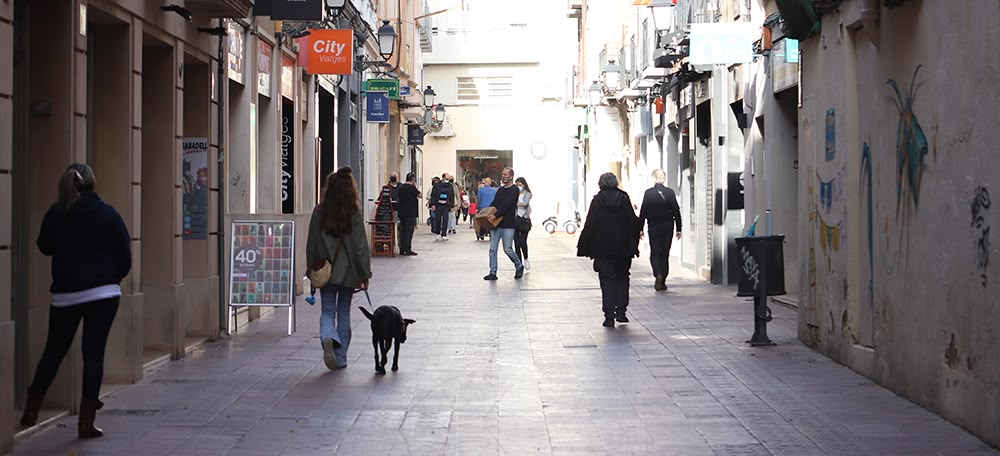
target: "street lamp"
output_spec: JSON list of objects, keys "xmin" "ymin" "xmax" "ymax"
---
[
  {"xmin": 356, "ymin": 20, "xmax": 398, "ymax": 71},
  {"xmin": 588, "ymin": 81, "xmax": 604, "ymax": 107},
  {"xmin": 603, "ymin": 60, "xmax": 621, "ymax": 91},
  {"xmin": 424, "ymin": 86, "xmax": 436, "ymax": 108},
  {"xmin": 325, "ymin": 0, "xmax": 346, "ymax": 16},
  {"xmin": 377, "ymin": 20, "xmax": 397, "ymax": 61}
]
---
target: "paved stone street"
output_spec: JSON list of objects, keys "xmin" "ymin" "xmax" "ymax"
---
[{"xmin": 11, "ymin": 224, "xmax": 999, "ymax": 455}]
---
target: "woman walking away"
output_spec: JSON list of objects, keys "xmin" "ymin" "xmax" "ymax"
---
[
  {"xmin": 307, "ymin": 167, "xmax": 372, "ymax": 369},
  {"xmin": 514, "ymin": 177, "xmax": 533, "ymax": 270},
  {"xmin": 576, "ymin": 173, "xmax": 641, "ymax": 328},
  {"xmin": 21, "ymin": 163, "xmax": 132, "ymax": 438}
]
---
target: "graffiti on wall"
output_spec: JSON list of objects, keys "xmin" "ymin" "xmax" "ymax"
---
[
  {"xmin": 816, "ymin": 109, "xmax": 847, "ymax": 253},
  {"xmin": 860, "ymin": 142, "xmax": 875, "ymax": 312},
  {"xmin": 887, "ymin": 65, "xmax": 929, "ymax": 216},
  {"xmin": 971, "ymin": 186, "xmax": 991, "ymax": 287},
  {"xmin": 825, "ymin": 109, "xmax": 836, "ymax": 162}
]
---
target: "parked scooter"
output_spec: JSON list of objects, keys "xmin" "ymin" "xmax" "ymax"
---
[{"xmin": 542, "ymin": 211, "xmax": 581, "ymax": 234}]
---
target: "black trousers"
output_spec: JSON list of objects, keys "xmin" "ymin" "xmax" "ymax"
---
[
  {"xmin": 514, "ymin": 229, "xmax": 529, "ymax": 260},
  {"xmin": 433, "ymin": 206, "xmax": 451, "ymax": 235},
  {"xmin": 594, "ymin": 258, "xmax": 631, "ymax": 318},
  {"xmin": 29, "ymin": 296, "xmax": 120, "ymax": 401},
  {"xmin": 399, "ymin": 217, "xmax": 416, "ymax": 253},
  {"xmin": 649, "ymin": 233, "xmax": 674, "ymax": 278}
]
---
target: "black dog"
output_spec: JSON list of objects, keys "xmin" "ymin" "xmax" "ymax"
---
[{"xmin": 359, "ymin": 306, "xmax": 415, "ymax": 375}]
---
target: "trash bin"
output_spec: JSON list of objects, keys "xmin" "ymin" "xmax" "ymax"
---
[{"xmin": 734, "ymin": 235, "xmax": 786, "ymax": 297}]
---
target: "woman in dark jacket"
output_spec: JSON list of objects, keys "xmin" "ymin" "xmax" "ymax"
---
[
  {"xmin": 306, "ymin": 167, "xmax": 372, "ymax": 370},
  {"xmin": 21, "ymin": 163, "xmax": 132, "ymax": 438},
  {"xmin": 577, "ymin": 173, "xmax": 641, "ymax": 327}
]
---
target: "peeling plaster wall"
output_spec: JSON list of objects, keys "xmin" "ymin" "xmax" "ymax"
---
[{"xmin": 797, "ymin": 1, "xmax": 1000, "ymax": 447}]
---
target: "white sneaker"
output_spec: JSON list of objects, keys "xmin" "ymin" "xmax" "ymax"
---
[
  {"xmin": 442, "ymin": 236, "xmax": 449, "ymax": 241},
  {"xmin": 523, "ymin": 259, "xmax": 531, "ymax": 270},
  {"xmin": 435, "ymin": 235, "xmax": 441, "ymax": 241}
]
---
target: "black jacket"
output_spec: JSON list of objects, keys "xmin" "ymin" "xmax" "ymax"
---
[
  {"xmin": 433, "ymin": 181, "xmax": 454, "ymax": 208},
  {"xmin": 397, "ymin": 182, "xmax": 420, "ymax": 218},
  {"xmin": 490, "ymin": 184, "xmax": 519, "ymax": 229},
  {"xmin": 638, "ymin": 184, "xmax": 682, "ymax": 236},
  {"xmin": 37, "ymin": 192, "xmax": 132, "ymax": 293},
  {"xmin": 577, "ymin": 188, "xmax": 641, "ymax": 259}
]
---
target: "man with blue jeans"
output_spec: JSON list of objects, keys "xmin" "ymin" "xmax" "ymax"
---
[{"xmin": 484, "ymin": 167, "xmax": 524, "ymax": 280}]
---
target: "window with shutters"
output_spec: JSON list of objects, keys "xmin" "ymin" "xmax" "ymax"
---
[{"xmin": 456, "ymin": 76, "xmax": 514, "ymax": 104}]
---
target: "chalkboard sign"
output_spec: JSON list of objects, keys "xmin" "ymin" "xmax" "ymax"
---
[
  {"xmin": 369, "ymin": 184, "xmax": 396, "ymax": 256},
  {"xmin": 374, "ymin": 184, "xmax": 395, "ymax": 237}
]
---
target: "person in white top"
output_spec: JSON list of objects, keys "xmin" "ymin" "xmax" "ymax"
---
[
  {"xmin": 514, "ymin": 177, "xmax": 533, "ymax": 270},
  {"xmin": 20, "ymin": 163, "xmax": 132, "ymax": 439}
]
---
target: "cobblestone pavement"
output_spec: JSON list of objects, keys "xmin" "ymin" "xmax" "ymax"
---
[{"xmin": 11, "ymin": 223, "xmax": 999, "ymax": 455}]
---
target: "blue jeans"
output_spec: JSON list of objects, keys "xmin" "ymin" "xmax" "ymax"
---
[
  {"xmin": 320, "ymin": 284, "xmax": 353, "ymax": 366},
  {"xmin": 489, "ymin": 227, "xmax": 522, "ymax": 274}
]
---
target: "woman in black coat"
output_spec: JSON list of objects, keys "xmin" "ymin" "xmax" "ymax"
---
[
  {"xmin": 21, "ymin": 163, "xmax": 132, "ymax": 438},
  {"xmin": 577, "ymin": 173, "xmax": 641, "ymax": 327}
]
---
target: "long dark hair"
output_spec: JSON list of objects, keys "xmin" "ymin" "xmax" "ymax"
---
[
  {"xmin": 515, "ymin": 177, "xmax": 531, "ymax": 194},
  {"xmin": 59, "ymin": 163, "xmax": 96, "ymax": 212},
  {"xmin": 321, "ymin": 167, "xmax": 360, "ymax": 236}
]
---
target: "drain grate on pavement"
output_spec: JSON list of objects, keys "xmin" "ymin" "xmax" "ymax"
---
[{"xmin": 100, "ymin": 409, "xmax": 162, "ymax": 416}]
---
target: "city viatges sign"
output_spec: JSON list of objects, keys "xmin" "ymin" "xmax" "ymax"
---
[{"xmin": 306, "ymin": 29, "xmax": 354, "ymax": 75}]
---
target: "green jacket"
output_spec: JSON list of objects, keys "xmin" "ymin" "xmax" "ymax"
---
[{"xmin": 306, "ymin": 210, "xmax": 372, "ymax": 288}]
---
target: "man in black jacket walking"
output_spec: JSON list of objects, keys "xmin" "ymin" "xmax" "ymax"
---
[
  {"xmin": 638, "ymin": 169, "xmax": 682, "ymax": 291},
  {"xmin": 577, "ymin": 173, "xmax": 641, "ymax": 327},
  {"xmin": 397, "ymin": 172, "xmax": 421, "ymax": 255},
  {"xmin": 432, "ymin": 173, "xmax": 454, "ymax": 241},
  {"xmin": 483, "ymin": 166, "xmax": 524, "ymax": 280}
]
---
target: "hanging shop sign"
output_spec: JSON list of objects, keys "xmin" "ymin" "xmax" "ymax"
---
[
  {"xmin": 258, "ymin": 39, "xmax": 272, "ymax": 97},
  {"xmin": 254, "ymin": 0, "xmax": 273, "ymax": 16},
  {"xmin": 772, "ymin": 39, "xmax": 800, "ymax": 94},
  {"xmin": 281, "ymin": 105, "xmax": 295, "ymax": 214},
  {"xmin": 306, "ymin": 29, "xmax": 354, "ymax": 75},
  {"xmin": 689, "ymin": 22, "xmax": 755, "ymax": 66},
  {"xmin": 407, "ymin": 124, "xmax": 425, "ymax": 145},
  {"xmin": 227, "ymin": 21, "xmax": 245, "ymax": 84},
  {"xmin": 181, "ymin": 137, "xmax": 209, "ymax": 240},
  {"xmin": 364, "ymin": 79, "xmax": 401, "ymax": 100},
  {"xmin": 270, "ymin": 0, "xmax": 322, "ymax": 21},
  {"xmin": 281, "ymin": 54, "xmax": 295, "ymax": 99},
  {"xmin": 366, "ymin": 92, "xmax": 390, "ymax": 123}
]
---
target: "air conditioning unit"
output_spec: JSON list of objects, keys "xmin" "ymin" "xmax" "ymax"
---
[{"xmin": 428, "ymin": 116, "xmax": 455, "ymax": 138}]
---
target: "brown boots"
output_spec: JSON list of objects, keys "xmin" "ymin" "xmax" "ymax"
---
[
  {"xmin": 20, "ymin": 393, "xmax": 104, "ymax": 438},
  {"xmin": 78, "ymin": 398, "xmax": 105, "ymax": 439},
  {"xmin": 654, "ymin": 274, "xmax": 667, "ymax": 291},
  {"xmin": 19, "ymin": 391, "xmax": 44, "ymax": 426}
]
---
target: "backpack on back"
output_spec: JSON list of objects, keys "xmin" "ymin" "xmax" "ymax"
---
[{"xmin": 436, "ymin": 183, "xmax": 450, "ymax": 206}]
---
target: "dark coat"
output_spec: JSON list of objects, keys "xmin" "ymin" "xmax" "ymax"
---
[
  {"xmin": 577, "ymin": 188, "xmax": 641, "ymax": 259},
  {"xmin": 37, "ymin": 192, "xmax": 132, "ymax": 293},
  {"xmin": 397, "ymin": 182, "xmax": 420, "ymax": 218},
  {"xmin": 490, "ymin": 184, "xmax": 520, "ymax": 229},
  {"xmin": 638, "ymin": 184, "xmax": 682, "ymax": 237}
]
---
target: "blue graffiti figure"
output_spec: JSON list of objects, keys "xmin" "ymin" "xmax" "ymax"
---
[{"xmin": 887, "ymin": 65, "xmax": 928, "ymax": 215}]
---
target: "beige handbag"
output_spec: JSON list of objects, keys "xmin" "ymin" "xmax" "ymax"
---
[{"xmin": 308, "ymin": 238, "xmax": 341, "ymax": 288}]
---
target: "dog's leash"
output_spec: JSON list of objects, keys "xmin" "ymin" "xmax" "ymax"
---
[{"xmin": 353, "ymin": 288, "xmax": 375, "ymax": 311}]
